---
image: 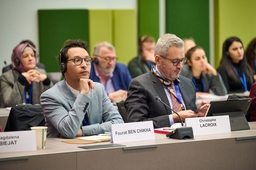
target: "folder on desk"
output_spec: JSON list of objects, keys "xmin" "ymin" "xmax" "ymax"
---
[{"xmin": 62, "ymin": 135, "xmax": 111, "ymax": 144}]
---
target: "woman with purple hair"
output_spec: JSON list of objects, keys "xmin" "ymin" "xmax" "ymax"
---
[{"xmin": 0, "ymin": 43, "xmax": 53, "ymax": 107}]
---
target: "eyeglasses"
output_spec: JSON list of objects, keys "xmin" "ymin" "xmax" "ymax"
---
[
  {"xmin": 98, "ymin": 56, "xmax": 118, "ymax": 62},
  {"xmin": 159, "ymin": 55, "xmax": 187, "ymax": 66},
  {"xmin": 67, "ymin": 57, "xmax": 92, "ymax": 66}
]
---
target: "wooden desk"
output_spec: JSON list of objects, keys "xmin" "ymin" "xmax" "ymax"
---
[
  {"xmin": 0, "ymin": 108, "xmax": 9, "ymax": 130},
  {"xmin": 0, "ymin": 122, "xmax": 256, "ymax": 170}
]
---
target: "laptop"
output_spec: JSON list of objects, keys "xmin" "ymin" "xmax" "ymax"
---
[{"xmin": 207, "ymin": 98, "xmax": 252, "ymax": 131}]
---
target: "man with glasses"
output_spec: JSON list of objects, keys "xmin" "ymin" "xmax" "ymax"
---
[
  {"xmin": 125, "ymin": 34, "xmax": 209, "ymax": 128},
  {"xmin": 40, "ymin": 39, "xmax": 123, "ymax": 138},
  {"xmin": 90, "ymin": 41, "xmax": 132, "ymax": 103}
]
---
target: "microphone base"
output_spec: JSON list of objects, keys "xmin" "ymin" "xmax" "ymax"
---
[{"xmin": 166, "ymin": 127, "xmax": 194, "ymax": 139}]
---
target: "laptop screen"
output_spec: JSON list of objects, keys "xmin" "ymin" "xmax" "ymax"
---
[
  {"xmin": 207, "ymin": 98, "xmax": 251, "ymax": 117},
  {"xmin": 206, "ymin": 98, "xmax": 252, "ymax": 131}
]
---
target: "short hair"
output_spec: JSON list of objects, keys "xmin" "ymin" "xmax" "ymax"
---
[
  {"xmin": 93, "ymin": 41, "xmax": 115, "ymax": 56},
  {"xmin": 59, "ymin": 39, "xmax": 88, "ymax": 65},
  {"xmin": 155, "ymin": 34, "xmax": 184, "ymax": 57},
  {"xmin": 138, "ymin": 35, "xmax": 155, "ymax": 51}
]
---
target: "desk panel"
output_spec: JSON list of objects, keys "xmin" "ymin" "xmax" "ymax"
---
[
  {"xmin": 76, "ymin": 137, "xmax": 256, "ymax": 170},
  {"xmin": 0, "ymin": 152, "xmax": 76, "ymax": 170},
  {"xmin": 0, "ymin": 123, "xmax": 256, "ymax": 170}
]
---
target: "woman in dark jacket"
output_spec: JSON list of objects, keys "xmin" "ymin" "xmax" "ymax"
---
[
  {"xmin": 217, "ymin": 36, "xmax": 254, "ymax": 94},
  {"xmin": 0, "ymin": 43, "xmax": 53, "ymax": 107}
]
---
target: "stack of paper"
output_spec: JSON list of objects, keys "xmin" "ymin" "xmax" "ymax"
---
[{"xmin": 62, "ymin": 134, "xmax": 111, "ymax": 144}]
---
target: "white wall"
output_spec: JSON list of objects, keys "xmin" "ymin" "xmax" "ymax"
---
[{"xmin": 0, "ymin": 0, "xmax": 136, "ymax": 74}]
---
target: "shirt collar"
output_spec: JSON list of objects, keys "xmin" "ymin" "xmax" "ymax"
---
[{"xmin": 65, "ymin": 81, "xmax": 80, "ymax": 98}]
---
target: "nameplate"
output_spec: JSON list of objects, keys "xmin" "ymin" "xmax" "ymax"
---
[
  {"xmin": 111, "ymin": 121, "xmax": 155, "ymax": 143},
  {"xmin": 0, "ymin": 131, "xmax": 36, "ymax": 153},
  {"xmin": 185, "ymin": 115, "xmax": 231, "ymax": 136}
]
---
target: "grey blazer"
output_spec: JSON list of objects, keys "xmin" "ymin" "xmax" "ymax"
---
[
  {"xmin": 0, "ymin": 69, "xmax": 53, "ymax": 107},
  {"xmin": 180, "ymin": 64, "xmax": 227, "ymax": 96},
  {"xmin": 124, "ymin": 72, "xmax": 197, "ymax": 128},
  {"xmin": 40, "ymin": 80, "xmax": 124, "ymax": 138}
]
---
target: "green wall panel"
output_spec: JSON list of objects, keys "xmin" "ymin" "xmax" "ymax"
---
[
  {"xmin": 88, "ymin": 10, "xmax": 113, "ymax": 57},
  {"xmin": 214, "ymin": 0, "xmax": 256, "ymax": 67},
  {"xmin": 137, "ymin": 0, "xmax": 159, "ymax": 41},
  {"xmin": 166, "ymin": 0, "xmax": 210, "ymax": 60},
  {"xmin": 38, "ymin": 9, "xmax": 89, "ymax": 72},
  {"xmin": 113, "ymin": 10, "xmax": 137, "ymax": 65}
]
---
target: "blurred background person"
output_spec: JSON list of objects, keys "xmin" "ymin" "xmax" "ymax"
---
[
  {"xmin": 248, "ymin": 82, "xmax": 256, "ymax": 121},
  {"xmin": 245, "ymin": 37, "xmax": 256, "ymax": 80},
  {"xmin": 217, "ymin": 36, "xmax": 254, "ymax": 94},
  {"xmin": 183, "ymin": 38, "xmax": 196, "ymax": 54},
  {"xmin": 181, "ymin": 46, "xmax": 227, "ymax": 96},
  {"xmin": 90, "ymin": 41, "xmax": 132, "ymax": 103},
  {"xmin": 0, "ymin": 42, "xmax": 53, "ymax": 107},
  {"xmin": 128, "ymin": 35, "xmax": 155, "ymax": 78},
  {"xmin": 2, "ymin": 40, "xmax": 45, "ymax": 74}
]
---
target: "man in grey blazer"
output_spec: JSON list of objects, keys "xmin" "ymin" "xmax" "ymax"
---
[
  {"xmin": 125, "ymin": 34, "xmax": 209, "ymax": 128},
  {"xmin": 40, "ymin": 39, "xmax": 123, "ymax": 138}
]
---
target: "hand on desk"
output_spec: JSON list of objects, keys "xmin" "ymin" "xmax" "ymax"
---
[{"xmin": 108, "ymin": 90, "xmax": 128, "ymax": 103}]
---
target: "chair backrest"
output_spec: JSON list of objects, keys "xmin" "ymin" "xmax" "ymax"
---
[
  {"xmin": 116, "ymin": 102, "xmax": 128, "ymax": 123},
  {"xmin": 4, "ymin": 104, "xmax": 45, "ymax": 131},
  {"xmin": 0, "ymin": 75, "xmax": 3, "ymax": 108},
  {"xmin": 248, "ymin": 82, "xmax": 256, "ymax": 121},
  {"xmin": 47, "ymin": 72, "xmax": 62, "ymax": 84}
]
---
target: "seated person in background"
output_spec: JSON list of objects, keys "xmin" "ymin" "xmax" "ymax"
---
[
  {"xmin": 128, "ymin": 35, "xmax": 155, "ymax": 78},
  {"xmin": 125, "ymin": 34, "xmax": 209, "ymax": 128},
  {"xmin": 217, "ymin": 36, "xmax": 254, "ymax": 94},
  {"xmin": 183, "ymin": 38, "xmax": 196, "ymax": 54},
  {"xmin": 90, "ymin": 41, "xmax": 132, "ymax": 103},
  {"xmin": 180, "ymin": 46, "xmax": 227, "ymax": 96},
  {"xmin": 2, "ymin": 39, "xmax": 45, "ymax": 74},
  {"xmin": 40, "ymin": 39, "xmax": 123, "ymax": 138},
  {"xmin": 245, "ymin": 37, "xmax": 256, "ymax": 80},
  {"xmin": 0, "ymin": 42, "xmax": 53, "ymax": 107},
  {"xmin": 248, "ymin": 82, "xmax": 256, "ymax": 121}
]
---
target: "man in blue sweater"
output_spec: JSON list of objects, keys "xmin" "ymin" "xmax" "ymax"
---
[{"xmin": 90, "ymin": 41, "xmax": 132, "ymax": 102}]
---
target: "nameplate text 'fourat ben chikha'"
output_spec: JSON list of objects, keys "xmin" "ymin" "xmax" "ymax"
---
[
  {"xmin": 185, "ymin": 115, "xmax": 231, "ymax": 136},
  {"xmin": 111, "ymin": 121, "xmax": 155, "ymax": 143}
]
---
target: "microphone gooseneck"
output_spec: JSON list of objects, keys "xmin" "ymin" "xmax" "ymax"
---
[{"xmin": 155, "ymin": 96, "xmax": 184, "ymax": 127}]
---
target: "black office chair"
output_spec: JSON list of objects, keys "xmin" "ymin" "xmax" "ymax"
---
[
  {"xmin": 116, "ymin": 102, "xmax": 128, "ymax": 123},
  {"xmin": 4, "ymin": 104, "xmax": 45, "ymax": 131}
]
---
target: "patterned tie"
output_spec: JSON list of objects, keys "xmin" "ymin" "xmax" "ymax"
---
[{"xmin": 170, "ymin": 83, "xmax": 182, "ymax": 112}]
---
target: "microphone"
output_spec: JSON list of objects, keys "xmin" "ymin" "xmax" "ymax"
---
[
  {"xmin": 155, "ymin": 96, "xmax": 184, "ymax": 127},
  {"xmin": 155, "ymin": 96, "xmax": 194, "ymax": 139}
]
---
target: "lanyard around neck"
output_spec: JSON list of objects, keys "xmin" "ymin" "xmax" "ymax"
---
[
  {"xmin": 151, "ymin": 67, "xmax": 184, "ymax": 106},
  {"xmin": 192, "ymin": 74, "xmax": 205, "ymax": 92},
  {"xmin": 24, "ymin": 84, "xmax": 33, "ymax": 104},
  {"xmin": 232, "ymin": 66, "xmax": 248, "ymax": 92}
]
